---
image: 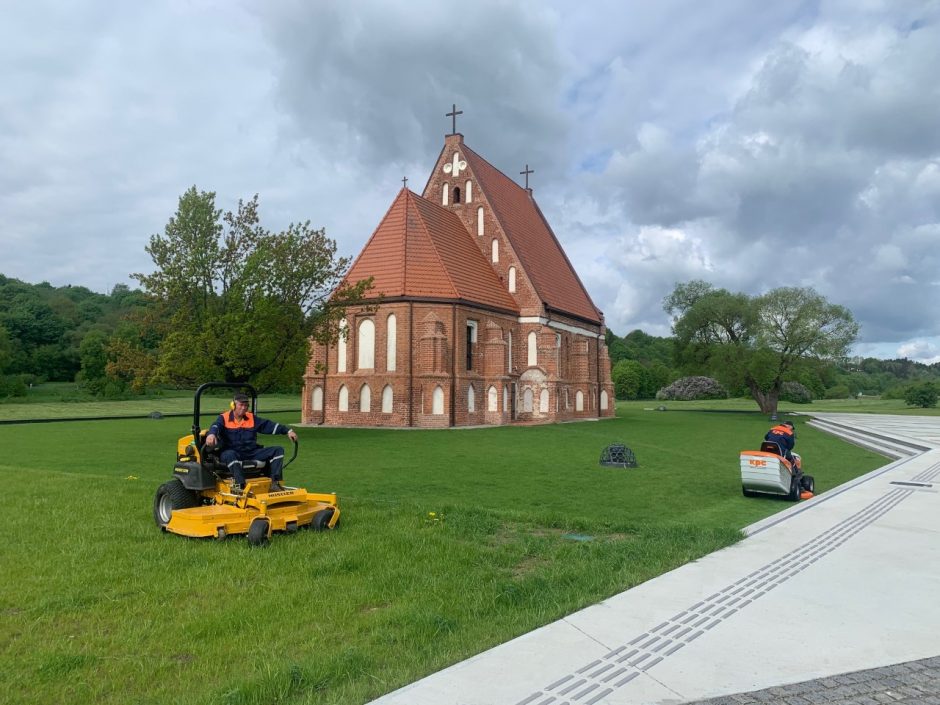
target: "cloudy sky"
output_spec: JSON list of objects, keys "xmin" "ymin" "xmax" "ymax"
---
[{"xmin": 3, "ymin": 0, "xmax": 939, "ymax": 362}]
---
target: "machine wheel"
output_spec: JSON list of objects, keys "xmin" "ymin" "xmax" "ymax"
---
[
  {"xmin": 788, "ymin": 476, "xmax": 802, "ymax": 502},
  {"xmin": 311, "ymin": 508, "xmax": 335, "ymax": 531},
  {"xmin": 801, "ymin": 475, "xmax": 815, "ymax": 493},
  {"xmin": 247, "ymin": 518, "xmax": 270, "ymax": 547},
  {"xmin": 153, "ymin": 479, "xmax": 199, "ymax": 528}
]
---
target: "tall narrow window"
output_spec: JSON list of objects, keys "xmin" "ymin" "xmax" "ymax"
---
[
  {"xmin": 357, "ymin": 318, "xmax": 375, "ymax": 369},
  {"xmin": 453, "ymin": 186, "xmax": 461, "ymax": 203},
  {"xmin": 523, "ymin": 388, "xmax": 533, "ymax": 412},
  {"xmin": 503, "ymin": 386, "xmax": 508, "ymax": 413},
  {"xmin": 539, "ymin": 388, "xmax": 549, "ymax": 412},
  {"xmin": 488, "ymin": 386, "xmax": 498, "ymax": 412},
  {"xmin": 491, "ymin": 238, "xmax": 498, "ymax": 263},
  {"xmin": 386, "ymin": 313, "xmax": 397, "ymax": 371},
  {"xmin": 508, "ymin": 266, "xmax": 516, "ymax": 293},
  {"xmin": 338, "ymin": 385, "xmax": 348, "ymax": 412},
  {"xmin": 467, "ymin": 385, "xmax": 475, "ymax": 413},
  {"xmin": 442, "ymin": 183, "xmax": 449, "ymax": 205},
  {"xmin": 507, "ymin": 331, "xmax": 513, "ymax": 372},
  {"xmin": 432, "ymin": 386, "xmax": 445, "ymax": 415},
  {"xmin": 360, "ymin": 384, "xmax": 371, "ymax": 412},
  {"xmin": 311, "ymin": 386, "xmax": 323, "ymax": 412},
  {"xmin": 465, "ymin": 180, "xmax": 472, "ymax": 203},
  {"xmin": 477, "ymin": 207, "xmax": 484, "ymax": 236},
  {"xmin": 337, "ymin": 319, "xmax": 347, "ymax": 373},
  {"xmin": 527, "ymin": 331, "xmax": 537, "ymax": 367},
  {"xmin": 576, "ymin": 390, "xmax": 584, "ymax": 411},
  {"xmin": 600, "ymin": 390, "xmax": 609, "ymax": 410},
  {"xmin": 466, "ymin": 320, "xmax": 477, "ymax": 370},
  {"xmin": 382, "ymin": 385, "xmax": 393, "ymax": 413}
]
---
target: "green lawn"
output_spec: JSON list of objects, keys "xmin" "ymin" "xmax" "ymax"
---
[{"xmin": 0, "ymin": 403, "xmax": 889, "ymax": 704}]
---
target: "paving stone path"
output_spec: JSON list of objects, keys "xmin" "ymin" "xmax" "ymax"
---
[{"xmin": 687, "ymin": 656, "xmax": 940, "ymax": 705}]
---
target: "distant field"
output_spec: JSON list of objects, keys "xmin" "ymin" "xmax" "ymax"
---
[
  {"xmin": 0, "ymin": 403, "xmax": 889, "ymax": 704},
  {"xmin": 618, "ymin": 397, "xmax": 940, "ymax": 415}
]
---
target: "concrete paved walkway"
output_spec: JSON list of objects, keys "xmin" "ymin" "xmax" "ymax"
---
[{"xmin": 369, "ymin": 414, "xmax": 940, "ymax": 705}]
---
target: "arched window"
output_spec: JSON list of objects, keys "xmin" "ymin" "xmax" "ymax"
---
[
  {"xmin": 539, "ymin": 388, "xmax": 549, "ymax": 413},
  {"xmin": 467, "ymin": 385, "xmax": 475, "ymax": 413},
  {"xmin": 523, "ymin": 388, "xmax": 533, "ymax": 412},
  {"xmin": 357, "ymin": 318, "xmax": 375, "ymax": 369},
  {"xmin": 337, "ymin": 318, "xmax": 347, "ymax": 373},
  {"xmin": 432, "ymin": 385, "xmax": 445, "ymax": 415},
  {"xmin": 360, "ymin": 384, "xmax": 371, "ymax": 412},
  {"xmin": 508, "ymin": 266, "xmax": 516, "ymax": 293},
  {"xmin": 453, "ymin": 186, "xmax": 461, "ymax": 203},
  {"xmin": 488, "ymin": 385, "xmax": 498, "ymax": 412},
  {"xmin": 507, "ymin": 331, "xmax": 513, "ymax": 372},
  {"xmin": 442, "ymin": 183, "xmax": 449, "ymax": 206},
  {"xmin": 601, "ymin": 390, "xmax": 609, "ymax": 410},
  {"xmin": 527, "ymin": 331, "xmax": 537, "ymax": 367},
  {"xmin": 503, "ymin": 386, "xmax": 508, "ymax": 413},
  {"xmin": 565, "ymin": 387, "xmax": 569, "ymax": 409},
  {"xmin": 477, "ymin": 207, "xmax": 484, "ymax": 236},
  {"xmin": 465, "ymin": 180, "xmax": 472, "ymax": 203},
  {"xmin": 386, "ymin": 314, "xmax": 397, "ymax": 371},
  {"xmin": 491, "ymin": 238, "xmax": 498, "ymax": 263},
  {"xmin": 382, "ymin": 385, "xmax": 393, "ymax": 413},
  {"xmin": 338, "ymin": 385, "xmax": 348, "ymax": 412},
  {"xmin": 311, "ymin": 386, "xmax": 323, "ymax": 412},
  {"xmin": 576, "ymin": 390, "xmax": 584, "ymax": 411}
]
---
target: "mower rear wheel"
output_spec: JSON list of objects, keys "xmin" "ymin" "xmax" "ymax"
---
[
  {"xmin": 247, "ymin": 518, "xmax": 270, "ymax": 547},
  {"xmin": 153, "ymin": 479, "xmax": 199, "ymax": 528},
  {"xmin": 311, "ymin": 508, "xmax": 335, "ymax": 531},
  {"xmin": 801, "ymin": 475, "xmax": 815, "ymax": 493}
]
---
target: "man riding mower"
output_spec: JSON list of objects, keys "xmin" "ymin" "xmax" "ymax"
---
[
  {"xmin": 740, "ymin": 420, "xmax": 815, "ymax": 501},
  {"xmin": 153, "ymin": 382, "xmax": 339, "ymax": 546}
]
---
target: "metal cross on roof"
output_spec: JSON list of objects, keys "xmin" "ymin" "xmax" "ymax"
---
[
  {"xmin": 520, "ymin": 164, "xmax": 534, "ymax": 189},
  {"xmin": 446, "ymin": 103, "xmax": 463, "ymax": 135},
  {"xmin": 402, "ymin": 176, "xmax": 408, "ymax": 188}
]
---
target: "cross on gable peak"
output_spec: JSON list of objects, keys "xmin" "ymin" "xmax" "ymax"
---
[{"xmin": 445, "ymin": 103, "xmax": 463, "ymax": 135}]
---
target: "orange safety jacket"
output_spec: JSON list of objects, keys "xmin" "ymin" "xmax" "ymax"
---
[{"xmin": 208, "ymin": 410, "xmax": 288, "ymax": 454}]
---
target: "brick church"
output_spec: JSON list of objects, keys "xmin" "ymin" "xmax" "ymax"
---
[{"xmin": 302, "ymin": 111, "xmax": 614, "ymax": 427}]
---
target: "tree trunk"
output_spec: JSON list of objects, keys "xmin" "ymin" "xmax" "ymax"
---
[{"xmin": 747, "ymin": 379, "xmax": 780, "ymax": 415}]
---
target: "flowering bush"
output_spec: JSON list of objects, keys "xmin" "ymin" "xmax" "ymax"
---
[
  {"xmin": 781, "ymin": 381, "xmax": 813, "ymax": 404},
  {"xmin": 655, "ymin": 376, "xmax": 728, "ymax": 401}
]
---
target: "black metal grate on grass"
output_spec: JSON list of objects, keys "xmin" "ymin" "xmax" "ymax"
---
[{"xmin": 600, "ymin": 443, "xmax": 638, "ymax": 468}]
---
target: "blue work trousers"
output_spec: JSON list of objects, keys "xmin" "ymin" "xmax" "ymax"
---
[{"xmin": 219, "ymin": 446, "xmax": 285, "ymax": 485}]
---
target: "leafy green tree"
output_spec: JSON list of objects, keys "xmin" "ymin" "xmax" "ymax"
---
[
  {"xmin": 664, "ymin": 281, "xmax": 858, "ymax": 414},
  {"xmin": 78, "ymin": 330, "xmax": 111, "ymax": 394},
  {"xmin": 904, "ymin": 382, "xmax": 939, "ymax": 408},
  {"xmin": 612, "ymin": 359, "xmax": 649, "ymax": 400},
  {"xmin": 130, "ymin": 187, "xmax": 371, "ymax": 391}
]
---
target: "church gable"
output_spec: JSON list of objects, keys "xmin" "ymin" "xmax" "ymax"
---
[{"xmin": 423, "ymin": 130, "xmax": 602, "ymax": 325}]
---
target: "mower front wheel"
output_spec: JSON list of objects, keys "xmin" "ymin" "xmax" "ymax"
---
[
  {"xmin": 153, "ymin": 479, "xmax": 199, "ymax": 529},
  {"xmin": 801, "ymin": 475, "xmax": 815, "ymax": 494},
  {"xmin": 310, "ymin": 507, "xmax": 336, "ymax": 531},
  {"xmin": 247, "ymin": 518, "xmax": 270, "ymax": 548}
]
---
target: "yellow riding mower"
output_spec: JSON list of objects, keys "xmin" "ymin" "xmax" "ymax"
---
[{"xmin": 153, "ymin": 382, "xmax": 339, "ymax": 547}]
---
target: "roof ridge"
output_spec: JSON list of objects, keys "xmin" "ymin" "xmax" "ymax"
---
[
  {"xmin": 528, "ymin": 198, "xmax": 603, "ymax": 320},
  {"xmin": 341, "ymin": 188, "xmax": 409, "ymax": 293}
]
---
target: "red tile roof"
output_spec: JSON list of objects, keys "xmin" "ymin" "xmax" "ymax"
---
[
  {"xmin": 342, "ymin": 189, "xmax": 519, "ymax": 313},
  {"xmin": 461, "ymin": 143, "xmax": 602, "ymax": 324}
]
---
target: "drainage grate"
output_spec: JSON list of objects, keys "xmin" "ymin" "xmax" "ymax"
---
[{"xmin": 890, "ymin": 481, "xmax": 933, "ymax": 488}]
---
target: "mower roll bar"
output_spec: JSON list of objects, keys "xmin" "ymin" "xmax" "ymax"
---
[{"xmin": 192, "ymin": 381, "xmax": 258, "ymax": 441}]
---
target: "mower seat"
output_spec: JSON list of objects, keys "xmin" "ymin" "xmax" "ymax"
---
[{"xmin": 760, "ymin": 441, "xmax": 783, "ymax": 456}]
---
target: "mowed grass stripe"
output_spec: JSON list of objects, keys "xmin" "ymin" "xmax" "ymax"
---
[{"xmin": 0, "ymin": 407, "xmax": 886, "ymax": 704}]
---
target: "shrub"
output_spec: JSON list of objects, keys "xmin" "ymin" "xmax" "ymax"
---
[
  {"xmin": 781, "ymin": 381, "xmax": 813, "ymax": 404},
  {"xmin": 904, "ymin": 382, "xmax": 939, "ymax": 409},
  {"xmin": 824, "ymin": 385, "xmax": 851, "ymax": 400},
  {"xmin": 656, "ymin": 376, "xmax": 728, "ymax": 401}
]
